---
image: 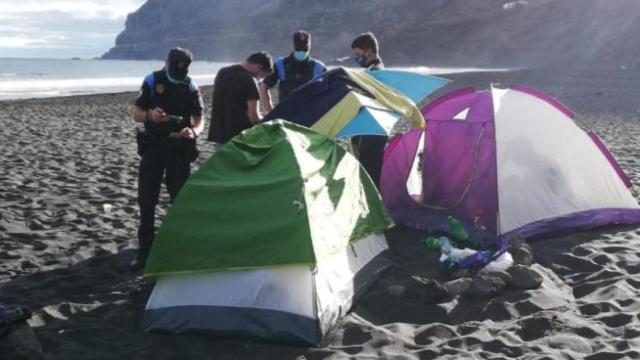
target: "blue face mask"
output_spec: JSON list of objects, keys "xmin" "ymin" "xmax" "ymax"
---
[
  {"xmin": 166, "ymin": 72, "xmax": 185, "ymax": 84},
  {"xmin": 354, "ymin": 55, "xmax": 368, "ymax": 67},
  {"xmin": 294, "ymin": 51, "xmax": 309, "ymax": 61}
]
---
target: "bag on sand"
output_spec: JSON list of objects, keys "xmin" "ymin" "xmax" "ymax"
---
[{"xmin": 0, "ymin": 304, "xmax": 31, "ymax": 339}]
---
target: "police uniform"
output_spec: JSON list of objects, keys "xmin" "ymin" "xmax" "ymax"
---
[
  {"xmin": 262, "ymin": 53, "xmax": 326, "ymax": 100},
  {"xmin": 134, "ymin": 69, "xmax": 203, "ymax": 262}
]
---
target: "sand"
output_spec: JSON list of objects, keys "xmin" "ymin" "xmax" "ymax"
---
[{"xmin": 1, "ymin": 67, "xmax": 640, "ymax": 359}]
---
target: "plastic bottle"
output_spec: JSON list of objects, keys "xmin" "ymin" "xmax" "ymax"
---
[
  {"xmin": 440, "ymin": 238, "xmax": 452, "ymax": 254},
  {"xmin": 422, "ymin": 236, "xmax": 441, "ymax": 250},
  {"xmin": 422, "ymin": 236, "xmax": 452, "ymax": 252},
  {"xmin": 448, "ymin": 216, "xmax": 469, "ymax": 242}
]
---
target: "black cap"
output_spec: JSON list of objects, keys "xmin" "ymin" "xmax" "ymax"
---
[
  {"xmin": 167, "ymin": 47, "xmax": 193, "ymax": 81},
  {"xmin": 293, "ymin": 31, "xmax": 311, "ymax": 52}
]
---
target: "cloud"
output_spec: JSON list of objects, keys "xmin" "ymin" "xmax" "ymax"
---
[
  {"xmin": 0, "ymin": 0, "xmax": 146, "ymax": 57},
  {"xmin": 1, "ymin": 0, "xmax": 143, "ymax": 20}
]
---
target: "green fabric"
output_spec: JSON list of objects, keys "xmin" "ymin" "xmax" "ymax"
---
[
  {"xmin": 345, "ymin": 68, "xmax": 425, "ymax": 129},
  {"xmin": 144, "ymin": 120, "xmax": 394, "ymax": 278}
]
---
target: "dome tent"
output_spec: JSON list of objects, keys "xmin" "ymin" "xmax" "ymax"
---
[
  {"xmin": 263, "ymin": 67, "xmax": 448, "ymax": 138},
  {"xmin": 143, "ymin": 120, "xmax": 394, "ymax": 345},
  {"xmin": 380, "ymin": 85, "xmax": 640, "ymax": 242}
]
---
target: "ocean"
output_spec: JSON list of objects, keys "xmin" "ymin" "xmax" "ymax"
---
[
  {"xmin": 0, "ymin": 58, "xmax": 513, "ymax": 101},
  {"xmin": 0, "ymin": 58, "xmax": 228, "ymax": 100}
]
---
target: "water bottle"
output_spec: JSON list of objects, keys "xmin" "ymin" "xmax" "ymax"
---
[
  {"xmin": 422, "ymin": 236, "xmax": 441, "ymax": 250},
  {"xmin": 448, "ymin": 216, "xmax": 469, "ymax": 242},
  {"xmin": 440, "ymin": 238, "xmax": 452, "ymax": 254},
  {"xmin": 422, "ymin": 236, "xmax": 452, "ymax": 253}
]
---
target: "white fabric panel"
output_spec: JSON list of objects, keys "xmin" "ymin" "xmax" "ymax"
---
[
  {"xmin": 406, "ymin": 131, "xmax": 425, "ymax": 198},
  {"xmin": 314, "ymin": 233, "xmax": 388, "ymax": 333},
  {"xmin": 367, "ymin": 107, "xmax": 402, "ymax": 134},
  {"xmin": 493, "ymin": 87, "xmax": 639, "ymax": 233},
  {"xmin": 454, "ymin": 108, "xmax": 470, "ymax": 120},
  {"xmin": 145, "ymin": 265, "xmax": 315, "ymax": 319}
]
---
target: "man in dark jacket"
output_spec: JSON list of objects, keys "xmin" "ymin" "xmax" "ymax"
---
[{"xmin": 351, "ymin": 32, "xmax": 386, "ymax": 188}]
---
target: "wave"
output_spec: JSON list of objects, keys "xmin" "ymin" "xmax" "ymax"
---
[
  {"xmin": 0, "ymin": 74, "xmax": 216, "ymax": 100},
  {"xmin": 0, "ymin": 65, "xmax": 519, "ymax": 100}
]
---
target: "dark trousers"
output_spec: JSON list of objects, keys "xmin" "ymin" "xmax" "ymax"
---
[
  {"xmin": 352, "ymin": 135, "xmax": 387, "ymax": 188},
  {"xmin": 137, "ymin": 144, "xmax": 190, "ymax": 259}
]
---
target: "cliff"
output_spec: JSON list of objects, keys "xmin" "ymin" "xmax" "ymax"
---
[{"xmin": 103, "ymin": 0, "xmax": 640, "ymax": 68}]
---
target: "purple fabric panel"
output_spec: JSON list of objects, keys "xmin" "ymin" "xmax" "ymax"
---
[
  {"xmin": 421, "ymin": 87, "xmax": 475, "ymax": 115},
  {"xmin": 588, "ymin": 131, "xmax": 633, "ymax": 189},
  {"xmin": 380, "ymin": 128, "xmax": 423, "ymax": 214},
  {"xmin": 384, "ymin": 134, "xmax": 403, "ymax": 163},
  {"xmin": 380, "ymin": 127, "xmax": 457, "ymax": 235},
  {"xmin": 503, "ymin": 208, "xmax": 640, "ymax": 240},
  {"xmin": 421, "ymin": 120, "xmax": 499, "ymax": 236},
  {"xmin": 422, "ymin": 88, "xmax": 493, "ymax": 124},
  {"xmin": 510, "ymin": 85, "xmax": 575, "ymax": 119},
  {"xmin": 381, "ymin": 87, "xmax": 501, "ymax": 243}
]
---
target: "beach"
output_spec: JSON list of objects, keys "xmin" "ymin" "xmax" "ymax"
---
[{"xmin": 1, "ymin": 67, "xmax": 640, "ymax": 359}]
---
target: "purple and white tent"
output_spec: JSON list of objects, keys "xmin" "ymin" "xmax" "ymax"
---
[{"xmin": 380, "ymin": 85, "xmax": 640, "ymax": 242}]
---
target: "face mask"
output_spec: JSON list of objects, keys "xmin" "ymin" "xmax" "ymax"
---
[
  {"xmin": 166, "ymin": 72, "xmax": 185, "ymax": 84},
  {"xmin": 294, "ymin": 51, "xmax": 309, "ymax": 61},
  {"xmin": 354, "ymin": 55, "xmax": 368, "ymax": 67}
]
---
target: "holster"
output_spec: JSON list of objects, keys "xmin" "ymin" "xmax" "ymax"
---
[{"xmin": 136, "ymin": 128, "xmax": 149, "ymax": 157}]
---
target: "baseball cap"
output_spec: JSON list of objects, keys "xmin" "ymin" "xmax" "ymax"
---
[
  {"xmin": 293, "ymin": 31, "xmax": 311, "ymax": 52},
  {"xmin": 167, "ymin": 47, "xmax": 193, "ymax": 81}
]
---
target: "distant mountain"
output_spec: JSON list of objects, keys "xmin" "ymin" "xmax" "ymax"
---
[{"xmin": 103, "ymin": 0, "xmax": 640, "ymax": 68}]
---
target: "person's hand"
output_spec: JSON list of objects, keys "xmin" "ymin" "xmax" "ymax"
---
[
  {"xmin": 178, "ymin": 127, "xmax": 196, "ymax": 139},
  {"xmin": 150, "ymin": 108, "xmax": 168, "ymax": 123}
]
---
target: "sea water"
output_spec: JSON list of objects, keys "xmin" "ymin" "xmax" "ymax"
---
[
  {"xmin": 0, "ymin": 58, "xmax": 229, "ymax": 100},
  {"xmin": 0, "ymin": 58, "xmax": 513, "ymax": 101}
]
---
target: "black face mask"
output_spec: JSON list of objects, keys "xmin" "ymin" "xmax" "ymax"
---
[{"xmin": 354, "ymin": 55, "xmax": 368, "ymax": 67}]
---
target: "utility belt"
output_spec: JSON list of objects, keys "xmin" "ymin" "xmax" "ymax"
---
[{"xmin": 136, "ymin": 128, "xmax": 199, "ymax": 163}]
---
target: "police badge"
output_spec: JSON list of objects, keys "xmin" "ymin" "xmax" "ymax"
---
[{"xmin": 155, "ymin": 83, "xmax": 165, "ymax": 95}]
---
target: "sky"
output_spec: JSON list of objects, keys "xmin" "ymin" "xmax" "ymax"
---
[{"xmin": 0, "ymin": 0, "xmax": 146, "ymax": 59}]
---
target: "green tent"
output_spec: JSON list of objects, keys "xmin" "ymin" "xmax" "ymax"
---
[{"xmin": 143, "ymin": 120, "xmax": 394, "ymax": 344}]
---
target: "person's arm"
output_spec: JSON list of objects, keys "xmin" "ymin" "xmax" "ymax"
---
[
  {"xmin": 260, "ymin": 69, "xmax": 279, "ymax": 113},
  {"xmin": 246, "ymin": 99, "xmax": 261, "ymax": 125},
  {"xmin": 178, "ymin": 85, "xmax": 205, "ymax": 139},
  {"xmin": 259, "ymin": 83, "xmax": 273, "ymax": 113},
  {"xmin": 133, "ymin": 106, "xmax": 168, "ymax": 123},
  {"xmin": 178, "ymin": 113, "xmax": 203, "ymax": 139},
  {"xmin": 132, "ymin": 76, "xmax": 167, "ymax": 124}
]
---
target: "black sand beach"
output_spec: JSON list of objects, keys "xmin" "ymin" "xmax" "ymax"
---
[{"xmin": 1, "ymin": 67, "xmax": 640, "ymax": 359}]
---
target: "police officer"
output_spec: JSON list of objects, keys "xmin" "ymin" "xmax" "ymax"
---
[
  {"xmin": 131, "ymin": 47, "xmax": 204, "ymax": 269},
  {"xmin": 259, "ymin": 30, "xmax": 326, "ymax": 113}
]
